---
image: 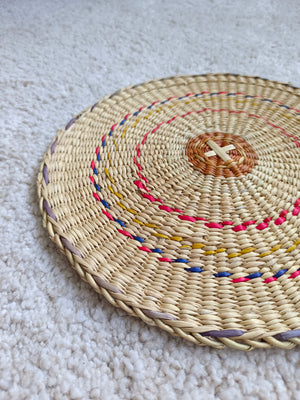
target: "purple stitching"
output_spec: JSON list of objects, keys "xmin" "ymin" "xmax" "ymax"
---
[
  {"xmin": 93, "ymin": 276, "xmax": 123, "ymax": 294},
  {"xmin": 274, "ymin": 329, "xmax": 300, "ymax": 341},
  {"xmin": 43, "ymin": 164, "xmax": 49, "ymax": 185},
  {"xmin": 41, "ymin": 92, "xmax": 300, "ymax": 340},
  {"xmin": 109, "ymin": 89, "xmax": 120, "ymax": 98},
  {"xmin": 60, "ymin": 236, "xmax": 82, "ymax": 258},
  {"xmin": 65, "ymin": 117, "xmax": 78, "ymax": 130},
  {"xmin": 51, "ymin": 139, "xmax": 58, "ymax": 155},
  {"xmin": 201, "ymin": 329, "xmax": 245, "ymax": 338},
  {"xmin": 43, "ymin": 199, "xmax": 57, "ymax": 221},
  {"xmin": 91, "ymin": 102, "xmax": 98, "ymax": 111},
  {"xmin": 141, "ymin": 309, "xmax": 177, "ymax": 320}
]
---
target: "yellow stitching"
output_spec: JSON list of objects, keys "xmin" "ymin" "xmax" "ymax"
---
[
  {"xmin": 133, "ymin": 218, "xmax": 143, "ymax": 225},
  {"xmin": 241, "ymin": 247, "xmax": 256, "ymax": 254},
  {"xmin": 192, "ymin": 243, "xmax": 206, "ymax": 249},
  {"xmin": 117, "ymin": 202, "xmax": 137, "ymax": 214},
  {"xmin": 202, "ymin": 248, "xmax": 228, "ymax": 255},
  {"xmin": 259, "ymin": 251, "xmax": 273, "ymax": 257},
  {"xmin": 259, "ymin": 244, "xmax": 283, "ymax": 257},
  {"xmin": 286, "ymin": 239, "xmax": 300, "ymax": 252},
  {"xmin": 153, "ymin": 233, "xmax": 169, "ymax": 239},
  {"xmin": 131, "ymin": 117, "xmax": 141, "ymax": 127},
  {"xmin": 104, "ymin": 168, "xmax": 115, "ymax": 184},
  {"xmin": 228, "ymin": 253, "xmax": 241, "ymax": 258},
  {"xmin": 133, "ymin": 218, "xmax": 158, "ymax": 228},
  {"xmin": 116, "ymin": 202, "xmax": 126, "ymax": 210},
  {"xmin": 144, "ymin": 110, "xmax": 154, "ymax": 119},
  {"xmin": 108, "ymin": 185, "xmax": 123, "ymax": 199},
  {"xmin": 236, "ymin": 101, "xmax": 260, "ymax": 106},
  {"xmin": 144, "ymin": 223, "xmax": 158, "ymax": 228},
  {"xmin": 180, "ymin": 240, "xmax": 300, "ymax": 257},
  {"xmin": 103, "ymin": 96, "xmax": 300, "ymax": 253},
  {"xmin": 286, "ymin": 244, "xmax": 297, "ymax": 252},
  {"xmin": 169, "ymin": 236, "xmax": 183, "ymax": 241},
  {"xmin": 127, "ymin": 208, "xmax": 138, "ymax": 215},
  {"xmin": 120, "ymin": 96, "xmax": 300, "ymax": 148},
  {"xmin": 121, "ymin": 126, "xmax": 128, "ymax": 139}
]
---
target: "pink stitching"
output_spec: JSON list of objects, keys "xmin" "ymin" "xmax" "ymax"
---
[
  {"xmin": 133, "ymin": 157, "xmax": 142, "ymax": 171},
  {"xmin": 102, "ymin": 210, "xmax": 114, "ymax": 220},
  {"xmin": 93, "ymin": 192, "xmax": 101, "ymax": 201},
  {"xmin": 134, "ymin": 180, "xmax": 150, "ymax": 192},
  {"xmin": 117, "ymin": 229, "xmax": 134, "ymax": 239},
  {"xmin": 289, "ymin": 270, "xmax": 300, "ymax": 279},
  {"xmin": 134, "ymin": 108, "xmax": 300, "ymax": 231}
]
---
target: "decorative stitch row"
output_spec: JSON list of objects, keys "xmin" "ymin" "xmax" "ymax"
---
[
  {"xmin": 89, "ymin": 91, "xmax": 300, "ymax": 226},
  {"xmin": 90, "ymin": 178, "xmax": 300, "ymax": 282},
  {"xmin": 88, "ymin": 90, "xmax": 300, "ymax": 283},
  {"xmin": 89, "ymin": 94, "xmax": 300, "ymax": 237},
  {"xmin": 93, "ymin": 94, "xmax": 300, "ymax": 231},
  {"xmin": 133, "ymin": 107, "xmax": 300, "ymax": 231},
  {"xmin": 89, "ymin": 95, "xmax": 300, "ymax": 229},
  {"xmin": 89, "ymin": 92, "xmax": 300, "ymax": 145},
  {"xmin": 91, "ymin": 104, "xmax": 300, "ymax": 232},
  {"xmin": 39, "ymin": 83, "xmax": 300, "ymax": 344},
  {"xmin": 213, "ymin": 268, "xmax": 300, "ymax": 283}
]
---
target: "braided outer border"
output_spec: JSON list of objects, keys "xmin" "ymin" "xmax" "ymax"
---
[{"xmin": 37, "ymin": 73, "xmax": 300, "ymax": 350}]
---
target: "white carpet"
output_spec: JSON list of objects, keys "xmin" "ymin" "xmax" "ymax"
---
[{"xmin": 1, "ymin": 0, "xmax": 300, "ymax": 398}]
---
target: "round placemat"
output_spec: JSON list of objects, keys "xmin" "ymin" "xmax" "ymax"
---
[{"xmin": 38, "ymin": 74, "xmax": 300, "ymax": 350}]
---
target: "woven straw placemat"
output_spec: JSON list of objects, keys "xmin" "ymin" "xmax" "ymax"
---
[{"xmin": 38, "ymin": 74, "xmax": 300, "ymax": 350}]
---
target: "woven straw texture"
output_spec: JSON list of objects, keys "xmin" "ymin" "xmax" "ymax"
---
[{"xmin": 38, "ymin": 74, "xmax": 300, "ymax": 350}]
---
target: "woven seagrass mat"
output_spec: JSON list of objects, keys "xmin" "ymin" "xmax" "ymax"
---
[{"xmin": 37, "ymin": 74, "xmax": 300, "ymax": 350}]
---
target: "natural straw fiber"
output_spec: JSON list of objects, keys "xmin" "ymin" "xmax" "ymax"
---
[{"xmin": 37, "ymin": 74, "xmax": 300, "ymax": 350}]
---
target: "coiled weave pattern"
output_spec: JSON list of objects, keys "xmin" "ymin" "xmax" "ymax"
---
[{"xmin": 38, "ymin": 74, "xmax": 300, "ymax": 350}]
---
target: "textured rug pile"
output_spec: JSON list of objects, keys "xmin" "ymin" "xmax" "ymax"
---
[{"xmin": 1, "ymin": 1, "xmax": 300, "ymax": 398}]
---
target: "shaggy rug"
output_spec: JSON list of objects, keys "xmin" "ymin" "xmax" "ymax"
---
[{"xmin": 1, "ymin": 0, "xmax": 300, "ymax": 398}]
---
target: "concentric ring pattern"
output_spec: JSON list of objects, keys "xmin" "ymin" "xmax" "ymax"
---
[{"xmin": 38, "ymin": 74, "xmax": 300, "ymax": 350}]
